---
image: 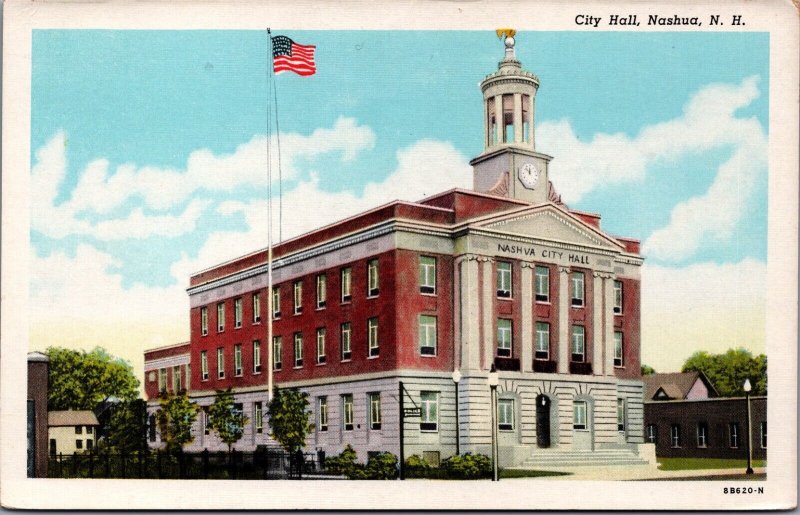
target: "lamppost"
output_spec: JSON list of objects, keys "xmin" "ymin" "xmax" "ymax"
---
[
  {"xmin": 744, "ymin": 378, "xmax": 754, "ymax": 475},
  {"xmin": 452, "ymin": 369, "xmax": 462, "ymax": 456},
  {"xmin": 488, "ymin": 364, "xmax": 499, "ymax": 482}
]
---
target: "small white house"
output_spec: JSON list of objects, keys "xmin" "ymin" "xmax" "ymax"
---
[{"xmin": 48, "ymin": 410, "xmax": 100, "ymax": 455}]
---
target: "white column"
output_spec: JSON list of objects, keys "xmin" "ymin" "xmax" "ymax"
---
[
  {"xmin": 460, "ymin": 257, "xmax": 481, "ymax": 371},
  {"xmin": 521, "ymin": 264, "xmax": 533, "ymax": 372},
  {"xmin": 494, "ymin": 95, "xmax": 503, "ymax": 145},
  {"xmin": 481, "ymin": 259, "xmax": 494, "ymax": 370},
  {"xmin": 513, "ymin": 93, "xmax": 522, "ymax": 143},
  {"xmin": 592, "ymin": 272, "xmax": 604, "ymax": 375},
  {"xmin": 604, "ymin": 275, "xmax": 616, "ymax": 376},
  {"xmin": 558, "ymin": 267, "xmax": 570, "ymax": 373},
  {"xmin": 529, "ymin": 94, "xmax": 536, "ymax": 149}
]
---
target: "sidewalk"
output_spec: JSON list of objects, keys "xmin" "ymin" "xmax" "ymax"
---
[{"xmin": 507, "ymin": 464, "xmax": 767, "ymax": 480}]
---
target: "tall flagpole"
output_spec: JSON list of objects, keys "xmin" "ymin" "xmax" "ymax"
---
[{"xmin": 266, "ymin": 28, "xmax": 275, "ymax": 402}]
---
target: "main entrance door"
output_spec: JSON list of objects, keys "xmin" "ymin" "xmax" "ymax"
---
[{"xmin": 536, "ymin": 394, "xmax": 551, "ymax": 448}]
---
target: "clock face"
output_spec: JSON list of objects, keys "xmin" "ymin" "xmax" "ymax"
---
[{"xmin": 519, "ymin": 163, "xmax": 540, "ymax": 189}]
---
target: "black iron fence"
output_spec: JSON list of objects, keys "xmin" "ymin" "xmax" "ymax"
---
[{"xmin": 47, "ymin": 448, "xmax": 330, "ymax": 480}]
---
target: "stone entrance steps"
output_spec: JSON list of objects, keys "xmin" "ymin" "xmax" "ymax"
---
[{"xmin": 519, "ymin": 448, "xmax": 650, "ymax": 468}]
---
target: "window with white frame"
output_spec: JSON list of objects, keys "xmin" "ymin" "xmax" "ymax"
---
[
  {"xmin": 613, "ymin": 280, "xmax": 623, "ymax": 314},
  {"xmin": 341, "ymin": 267, "xmax": 352, "ymax": 302},
  {"xmin": 571, "ymin": 271, "xmax": 585, "ymax": 307},
  {"xmin": 535, "ymin": 265, "xmax": 549, "ymax": 302},
  {"xmin": 617, "ymin": 398, "xmax": 626, "ymax": 432},
  {"xmin": 420, "ymin": 392, "xmax": 439, "ymax": 432},
  {"xmin": 272, "ymin": 287, "xmax": 281, "ymax": 319},
  {"xmin": 294, "ymin": 333, "xmax": 303, "ymax": 367},
  {"xmin": 318, "ymin": 397, "xmax": 328, "ymax": 431},
  {"xmin": 252, "ymin": 293, "xmax": 261, "ymax": 323},
  {"xmin": 234, "ymin": 344, "xmax": 243, "ymax": 376},
  {"xmin": 369, "ymin": 393, "xmax": 382, "ymax": 430},
  {"xmin": 273, "ymin": 336, "xmax": 282, "ymax": 371},
  {"xmin": 729, "ymin": 423, "xmax": 739, "ymax": 448},
  {"xmin": 419, "ymin": 315, "xmax": 437, "ymax": 356},
  {"xmin": 498, "ymin": 398, "xmax": 514, "ymax": 431},
  {"xmin": 201, "ymin": 351, "xmax": 208, "ymax": 380},
  {"xmin": 316, "ymin": 328, "xmax": 326, "ymax": 364},
  {"xmin": 254, "ymin": 401, "xmax": 263, "ymax": 434},
  {"xmin": 535, "ymin": 322, "xmax": 550, "ymax": 360},
  {"xmin": 419, "ymin": 256, "xmax": 436, "ymax": 294},
  {"xmin": 173, "ymin": 365, "xmax": 181, "ymax": 392},
  {"xmin": 217, "ymin": 302, "xmax": 225, "ymax": 332},
  {"xmin": 342, "ymin": 394, "xmax": 354, "ymax": 431},
  {"xmin": 573, "ymin": 400, "xmax": 587, "ymax": 430},
  {"xmin": 293, "ymin": 281, "xmax": 303, "ymax": 315},
  {"xmin": 497, "ymin": 319, "xmax": 513, "ymax": 357},
  {"xmin": 158, "ymin": 368, "xmax": 167, "ymax": 391},
  {"xmin": 671, "ymin": 424, "xmax": 681, "ymax": 447},
  {"xmin": 341, "ymin": 322, "xmax": 352, "ymax": 360},
  {"xmin": 697, "ymin": 422, "xmax": 708, "ymax": 448},
  {"xmin": 367, "ymin": 259, "xmax": 379, "ymax": 296},
  {"xmin": 614, "ymin": 332, "xmax": 624, "ymax": 367},
  {"xmin": 496, "ymin": 261, "xmax": 512, "ymax": 298},
  {"xmin": 368, "ymin": 317, "xmax": 379, "ymax": 357},
  {"xmin": 201, "ymin": 307, "xmax": 208, "ymax": 336},
  {"xmin": 646, "ymin": 424, "xmax": 657, "ymax": 443},
  {"xmin": 253, "ymin": 340, "xmax": 261, "ymax": 373},
  {"xmin": 571, "ymin": 325, "xmax": 586, "ymax": 362},
  {"xmin": 217, "ymin": 347, "xmax": 225, "ymax": 379},
  {"xmin": 760, "ymin": 421, "xmax": 767, "ymax": 448},
  {"xmin": 234, "ymin": 298, "xmax": 243, "ymax": 328},
  {"xmin": 316, "ymin": 274, "xmax": 327, "ymax": 309}
]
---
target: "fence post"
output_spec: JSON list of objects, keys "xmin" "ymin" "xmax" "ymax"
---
[
  {"xmin": 202, "ymin": 448, "xmax": 209, "ymax": 479},
  {"xmin": 156, "ymin": 449, "xmax": 162, "ymax": 479},
  {"xmin": 71, "ymin": 452, "xmax": 78, "ymax": 475},
  {"xmin": 58, "ymin": 453, "xmax": 63, "ymax": 478}
]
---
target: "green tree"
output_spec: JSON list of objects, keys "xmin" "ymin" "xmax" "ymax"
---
[
  {"xmin": 46, "ymin": 346, "xmax": 139, "ymax": 411},
  {"xmin": 641, "ymin": 364, "xmax": 656, "ymax": 376},
  {"xmin": 681, "ymin": 348, "xmax": 767, "ymax": 397},
  {"xmin": 267, "ymin": 388, "xmax": 313, "ymax": 453},
  {"xmin": 155, "ymin": 391, "xmax": 199, "ymax": 453},
  {"xmin": 207, "ymin": 388, "xmax": 249, "ymax": 453},
  {"xmin": 105, "ymin": 399, "xmax": 150, "ymax": 454}
]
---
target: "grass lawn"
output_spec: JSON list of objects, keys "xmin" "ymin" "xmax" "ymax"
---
[
  {"xmin": 657, "ymin": 458, "xmax": 767, "ymax": 471},
  {"xmin": 500, "ymin": 469, "xmax": 571, "ymax": 479}
]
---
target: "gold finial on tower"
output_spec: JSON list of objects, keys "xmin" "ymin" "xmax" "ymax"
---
[{"xmin": 495, "ymin": 28, "xmax": 516, "ymax": 39}]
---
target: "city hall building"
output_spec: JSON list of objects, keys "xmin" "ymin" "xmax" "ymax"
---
[{"xmin": 145, "ymin": 35, "xmax": 646, "ymax": 467}]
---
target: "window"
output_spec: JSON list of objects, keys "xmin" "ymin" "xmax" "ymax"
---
[
  {"xmin": 420, "ymin": 392, "xmax": 439, "ymax": 431},
  {"xmin": 234, "ymin": 298, "xmax": 243, "ymax": 328},
  {"xmin": 646, "ymin": 424, "xmax": 657, "ymax": 444},
  {"xmin": 497, "ymin": 319, "xmax": 513, "ymax": 357},
  {"xmin": 498, "ymin": 399, "xmax": 514, "ymax": 431},
  {"xmin": 318, "ymin": 397, "xmax": 328, "ymax": 431},
  {"xmin": 86, "ymin": 426, "xmax": 93, "ymax": 435},
  {"xmin": 367, "ymin": 259, "xmax": 380, "ymax": 296},
  {"xmin": 341, "ymin": 267, "xmax": 352, "ymax": 302},
  {"xmin": 234, "ymin": 344, "xmax": 243, "ymax": 376},
  {"xmin": 75, "ymin": 426, "xmax": 82, "ymax": 435},
  {"xmin": 158, "ymin": 368, "xmax": 167, "ymax": 391},
  {"xmin": 573, "ymin": 400, "xmax": 587, "ymax": 430},
  {"xmin": 420, "ymin": 256, "xmax": 436, "ymax": 294},
  {"xmin": 293, "ymin": 281, "xmax": 303, "ymax": 315},
  {"xmin": 613, "ymin": 280, "xmax": 623, "ymax": 314},
  {"xmin": 316, "ymin": 328, "xmax": 326, "ymax": 364},
  {"xmin": 617, "ymin": 399, "xmax": 626, "ymax": 432},
  {"xmin": 217, "ymin": 302, "xmax": 225, "ymax": 332},
  {"xmin": 697, "ymin": 422, "xmax": 708, "ymax": 448},
  {"xmin": 86, "ymin": 439, "xmax": 93, "ymax": 450},
  {"xmin": 254, "ymin": 402, "xmax": 263, "ymax": 434},
  {"xmin": 535, "ymin": 266, "xmax": 549, "ymax": 302},
  {"xmin": 273, "ymin": 336, "xmax": 282, "ymax": 371},
  {"xmin": 76, "ymin": 439, "xmax": 83, "ymax": 450},
  {"xmin": 217, "ymin": 348, "xmax": 225, "ymax": 379},
  {"xmin": 729, "ymin": 423, "xmax": 739, "ymax": 448},
  {"xmin": 368, "ymin": 317, "xmax": 379, "ymax": 357},
  {"xmin": 173, "ymin": 365, "xmax": 182, "ymax": 392},
  {"xmin": 571, "ymin": 271, "xmax": 585, "ymax": 307},
  {"xmin": 253, "ymin": 341, "xmax": 261, "ymax": 373},
  {"xmin": 614, "ymin": 332, "xmax": 624, "ymax": 367},
  {"xmin": 316, "ymin": 274, "xmax": 327, "ymax": 309},
  {"xmin": 496, "ymin": 261, "xmax": 512, "ymax": 298},
  {"xmin": 200, "ymin": 307, "xmax": 208, "ymax": 336},
  {"xmin": 760, "ymin": 421, "xmax": 767, "ymax": 449},
  {"xmin": 369, "ymin": 393, "xmax": 382, "ymax": 430},
  {"xmin": 342, "ymin": 394, "xmax": 354, "ymax": 431},
  {"xmin": 201, "ymin": 351, "xmax": 209, "ymax": 380},
  {"xmin": 340, "ymin": 323, "xmax": 352, "ymax": 361},
  {"xmin": 252, "ymin": 293, "xmax": 261, "ymax": 323},
  {"xmin": 294, "ymin": 333, "xmax": 303, "ymax": 367},
  {"xmin": 535, "ymin": 322, "xmax": 550, "ymax": 360},
  {"xmin": 671, "ymin": 424, "xmax": 682, "ymax": 448},
  {"xmin": 571, "ymin": 325, "xmax": 585, "ymax": 362},
  {"xmin": 272, "ymin": 287, "xmax": 281, "ymax": 319},
  {"xmin": 419, "ymin": 315, "xmax": 437, "ymax": 356}
]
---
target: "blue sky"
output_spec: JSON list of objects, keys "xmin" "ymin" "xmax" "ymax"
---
[{"xmin": 29, "ymin": 30, "xmax": 769, "ymax": 375}]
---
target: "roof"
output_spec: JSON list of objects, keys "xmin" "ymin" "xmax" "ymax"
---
[
  {"xmin": 642, "ymin": 371, "xmax": 718, "ymax": 400},
  {"xmin": 48, "ymin": 410, "xmax": 99, "ymax": 427}
]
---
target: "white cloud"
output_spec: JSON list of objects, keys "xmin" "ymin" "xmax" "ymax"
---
[
  {"xmin": 641, "ymin": 258, "xmax": 766, "ymax": 372},
  {"xmin": 538, "ymin": 76, "xmax": 766, "ymax": 262}
]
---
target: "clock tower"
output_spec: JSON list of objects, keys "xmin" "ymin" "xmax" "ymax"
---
[{"xmin": 470, "ymin": 31, "xmax": 554, "ymax": 205}]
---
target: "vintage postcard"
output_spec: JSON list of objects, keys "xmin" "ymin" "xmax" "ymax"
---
[{"xmin": 2, "ymin": 0, "xmax": 797, "ymax": 510}]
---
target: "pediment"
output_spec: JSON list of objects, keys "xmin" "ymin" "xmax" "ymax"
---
[{"xmin": 480, "ymin": 205, "xmax": 624, "ymax": 250}]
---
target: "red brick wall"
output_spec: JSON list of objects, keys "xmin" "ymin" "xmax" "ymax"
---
[
  {"xmin": 533, "ymin": 263, "xmax": 560, "ymax": 366},
  {"xmin": 614, "ymin": 278, "xmax": 641, "ymax": 379}
]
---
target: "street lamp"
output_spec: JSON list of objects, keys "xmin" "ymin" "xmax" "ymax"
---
[
  {"xmin": 452, "ymin": 369, "xmax": 462, "ymax": 456},
  {"xmin": 743, "ymin": 378, "xmax": 754, "ymax": 475},
  {"xmin": 488, "ymin": 364, "xmax": 499, "ymax": 482}
]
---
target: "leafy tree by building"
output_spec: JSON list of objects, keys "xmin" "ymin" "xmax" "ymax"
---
[
  {"xmin": 641, "ymin": 364, "xmax": 656, "ymax": 376},
  {"xmin": 155, "ymin": 391, "xmax": 199, "ymax": 453},
  {"xmin": 105, "ymin": 399, "xmax": 150, "ymax": 454},
  {"xmin": 682, "ymin": 348, "xmax": 767, "ymax": 396},
  {"xmin": 207, "ymin": 388, "xmax": 249, "ymax": 453},
  {"xmin": 267, "ymin": 388, "xmax": 313, "ymax": 453},
  {"xmin": 46, "ymin": 346, "xmax": 139, "ymax": 411}
]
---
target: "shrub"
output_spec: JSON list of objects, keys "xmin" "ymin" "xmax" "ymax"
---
[
  {"xmin": 441, "ymin": 453, "xmax": 491, "ymax": 479},
  {"xmin": 362, "ymin": 452, "xmax": 398, "ymax": 480},
  {"xmin": 404, "ymin": 454, "xmax": 432, "ymax": 477},
  {"xmin": 323, "ymin": 444, "xmax": 358, "ymax": 476}
]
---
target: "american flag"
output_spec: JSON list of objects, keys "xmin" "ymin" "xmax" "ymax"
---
[{"xmin": 271, "ymin": 36, "xmax": 316, "ymax": 76}]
